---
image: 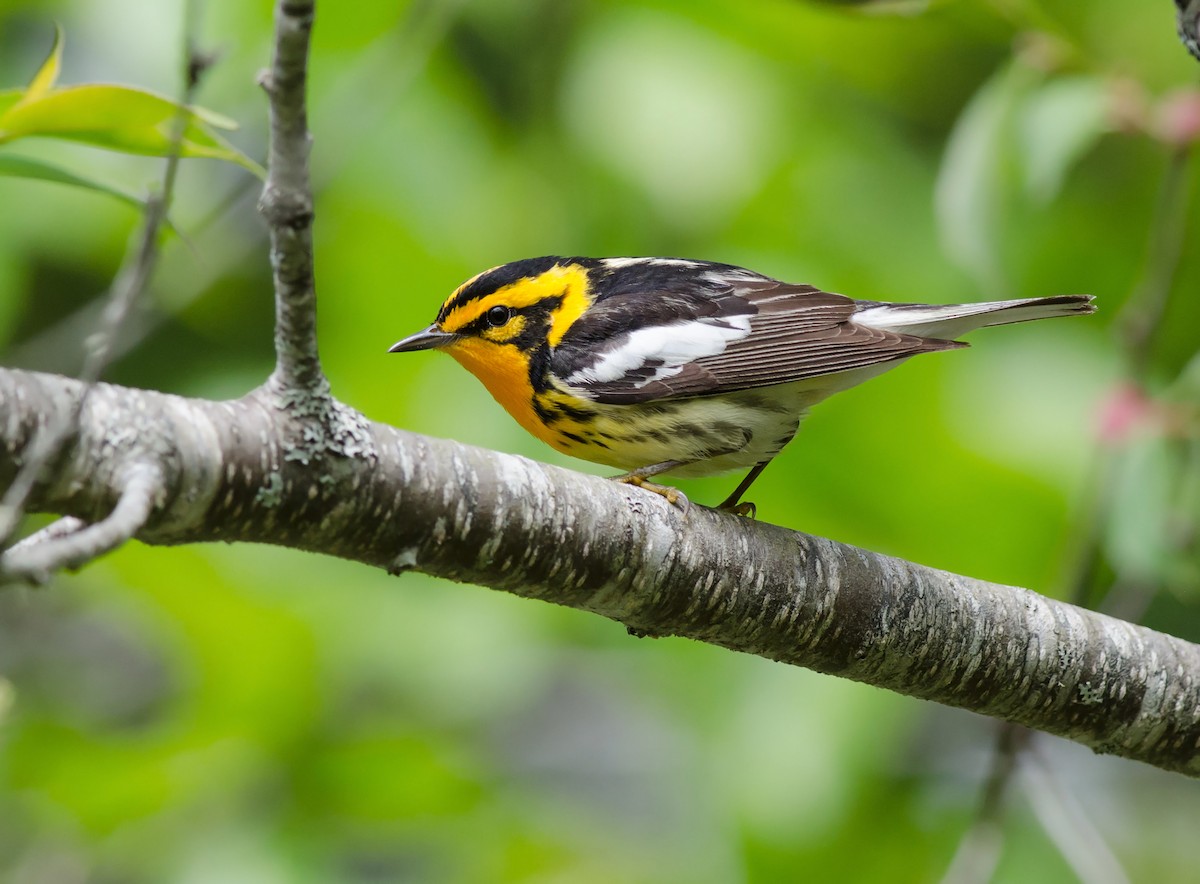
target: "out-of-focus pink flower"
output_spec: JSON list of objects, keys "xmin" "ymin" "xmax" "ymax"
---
[
  {"xmin": 1155, "ymin": 89, "xmax": 1200, "ymax": 146},
  {"xmin": 1096, "ymin": 383, "xmax": 1158, "ymax": 444}
]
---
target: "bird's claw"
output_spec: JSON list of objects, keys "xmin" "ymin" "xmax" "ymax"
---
[
  {"xmin": 719, "ymin": 500, "xmax": 757, "ymax": 519},
  {"xmin": 613, "ymin": 474, "xmax": 690, "ymax": 514}
]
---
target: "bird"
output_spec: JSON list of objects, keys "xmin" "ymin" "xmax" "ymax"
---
[{"xmin": 389, "ymin": 256, "xmax": 1094, "ymax": 514}]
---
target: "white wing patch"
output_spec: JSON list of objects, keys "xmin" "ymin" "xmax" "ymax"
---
[
  {"xmin": 600, "ymin": 257, "xmax": 702, "ymax": 270},
  {"xmin": 702, "ymin": 267, "xmax": 772, "ymax": 285},
  {"xmin": 567, "ymin": 316, "xmax": 752, "ymax": 388}
]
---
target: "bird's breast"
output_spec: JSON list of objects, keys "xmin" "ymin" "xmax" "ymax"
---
[{"xmin": 445, "ymin": 338, "xmax": 561, "ymax": 447}]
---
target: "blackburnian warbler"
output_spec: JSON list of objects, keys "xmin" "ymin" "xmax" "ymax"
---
[{"xmin": 390, "ymin": 257, "xmax": 1094, "ymax": 513}]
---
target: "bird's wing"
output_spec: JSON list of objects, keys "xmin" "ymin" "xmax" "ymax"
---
[{"xmin": 553, "ymin": 276, "xmax": 965, "ymax": 404}]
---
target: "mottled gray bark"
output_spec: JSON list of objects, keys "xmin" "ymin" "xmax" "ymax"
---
[
  {"xmin": 2, "ymin": 366, "xmax": 1199, "ymax": 777},
  {"xmin": 258, "ymin": 0, "xmax": 321, "ymax": 392}
]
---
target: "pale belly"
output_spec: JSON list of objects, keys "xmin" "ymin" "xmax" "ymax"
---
[
  {"xmin": 546, "ymin": 382, "xmax": 821, "ymax": 477},
  {"xmin": 533, "ymin": 360, "xmax": 913, "ymax": 478}
]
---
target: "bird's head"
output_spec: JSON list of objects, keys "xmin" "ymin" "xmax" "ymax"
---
[{"xmin": 389, "ymin": 257, "xmax": 595, "ymax": 382}]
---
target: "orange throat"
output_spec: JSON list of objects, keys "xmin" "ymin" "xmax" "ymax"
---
[{"xmin": 444, "ymin": 338, "xmax": 557, "ymax": 446}]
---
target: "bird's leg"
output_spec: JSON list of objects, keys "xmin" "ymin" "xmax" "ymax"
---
[
  {"xmin": 717, "ymin": 460, "xmax": 772, "ymax": 518},
  {"xmin": 609, "ymin": 460, "xmax": 690, "ymax": 510}
]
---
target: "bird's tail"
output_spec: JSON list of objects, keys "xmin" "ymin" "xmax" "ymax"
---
[{"xmin": 853, "ymin": 295, "xmax": 1095, "ymax": 340}]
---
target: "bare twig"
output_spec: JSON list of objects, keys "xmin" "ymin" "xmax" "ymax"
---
[
  {"xmin": 0, "ymin": 9, "xmax": 212, "ymax": 553},
  {"xmin": 4, "ymin": 517, "xmax": 87, "ymax": 553},
  {"xmin": 0, "ymin": 465, "xmax": 162, "ymax": 584},
  {"xmin": 1118, "ymin": 146, "xmax": 1193, "ymax": 377},
  {"xmin": 1021, "ymin": 746, "xmax": 1131, "ymax": 884},
  {"xmin": 258, "ymin": 0, "xmax": 322, "ymax": 392},
  {"xmin": 941, "ymin": 724, "xmax": 1029, "ymax": 884}
]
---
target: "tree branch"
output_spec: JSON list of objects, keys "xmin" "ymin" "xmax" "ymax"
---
[
  {"xmin": 258, "ymin": 0, "xmax": 321, "ymax": 392},
  {"xmin": 0, "ymin": 464, "xmax": 162, "ymax": 583},
  {"xmin": 3, "ymin": 365, "xmax": 1200, "ymax": 776}
]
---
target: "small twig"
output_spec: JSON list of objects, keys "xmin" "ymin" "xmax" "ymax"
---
[
  {"xmin": 258, "ymin": 0, "xmax": 322, "ymax": 392},
  {"xmin": 1021, "ymin": 745, "xmax": 1131, "ymax": 884},
  {"xmin": 0, "ymin": 13, "xmax": 212, "ymax": 552},
  {"xmin": 941, "ymin": 724, "xmax": 1029, "ymax": 884},
  {"xmin": 1118, "ymin": 146, "xmax": 1193, "ymax": 377},
  {"xmin": 9, "ymin": 182, "xmax": 257, "ymax": 375},
  {"xmin": 5, "ymin": 516, "xmax": 88, "ymax": 554},
  {"xmin": 0, "ymin": 465, "xmax": 162, "ymax": 584}
]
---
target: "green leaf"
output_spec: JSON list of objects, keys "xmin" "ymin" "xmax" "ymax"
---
[
  {"xmin": 1018, "ymin": 76, "xmax": 1110, "ymax": 203},
  {"xmin": 0, "ymin": 84, "xmax": 264, "ymax": 177},
  {"xmin": 0, "ymin": 154, "xmax": 148, "ymax": 212},
  {"xmin": 0, "ymin": 154, "xmax": 182, "ymax": 236},
  {"xmin": 1, "ymin": 27, "xmax": 263, "ymax": 178},
  {"xmin": 0, "ymin": 89, "xmax": 22, "ymax": 117},
  {"xmin": 26, "ymin": 25, "xmax": 64, "ymax": 100}
]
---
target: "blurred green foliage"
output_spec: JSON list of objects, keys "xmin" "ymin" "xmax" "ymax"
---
[
  {"xmin": 1, "ymin": 0, "xmax": 1198, "ymax": 881},
  {"xmin": 0, "ymin": 24, "xmax": 260, "ymax": 214}
]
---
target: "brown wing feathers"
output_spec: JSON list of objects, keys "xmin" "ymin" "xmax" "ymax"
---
[{"xmin": 557, "ymin": 280, "xmax": 964, "ymax": 404}]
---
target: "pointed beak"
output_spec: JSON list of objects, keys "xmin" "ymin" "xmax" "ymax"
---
[{"xmin": 388, "ymin": 325, "xmax": 457, "ymax": 353}]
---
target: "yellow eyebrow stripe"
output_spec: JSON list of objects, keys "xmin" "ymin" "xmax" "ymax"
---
[{"xmin": 440, "ymin": 264, "xmax": 593, "ymax": 343}]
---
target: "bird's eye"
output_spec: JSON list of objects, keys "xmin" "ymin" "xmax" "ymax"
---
[{"xmin": 486, "ymin": 305, "xmax": 511, "ymax": 327}]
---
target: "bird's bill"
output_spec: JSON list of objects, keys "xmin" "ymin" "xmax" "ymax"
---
[{"xmin": 387, "ymin": 325, "xmax": 457, "ymax": 353}]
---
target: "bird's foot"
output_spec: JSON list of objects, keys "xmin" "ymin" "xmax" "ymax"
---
[
  {"xmin": 718, "ymin": 500, "xmax": 757, "ymax": 519},
  {"xmin": 611, "ymin": 472, "xmax": 691, "ymax": 513},
  {"xmin": 713, "ymin": 461, "xmax": 769, "ymax": 519}
]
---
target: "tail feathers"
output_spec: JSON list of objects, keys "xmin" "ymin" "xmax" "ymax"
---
[
  {"xmin": 854, "ymin": 295, "xmax": 1095, "ymax": 340},
  {"xmin": 971, "ymin": 295, "xmax": 1096, "ymax": 327}
]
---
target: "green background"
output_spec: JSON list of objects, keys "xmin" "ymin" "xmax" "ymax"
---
[{"xmin": 1, "ymin": 0, "xmax": 1198, "ymax": 881}]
